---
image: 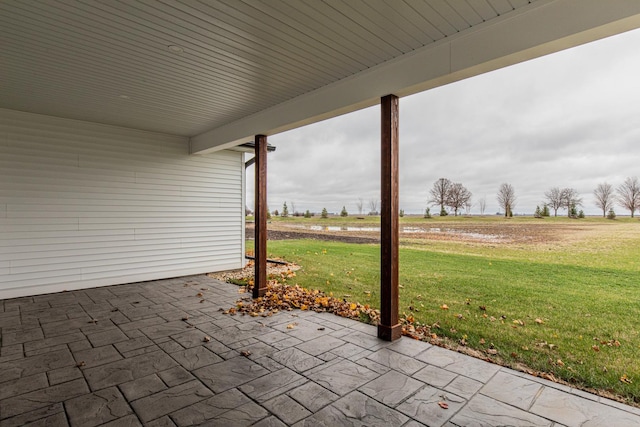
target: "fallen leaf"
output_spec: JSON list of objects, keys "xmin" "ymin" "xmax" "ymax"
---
[
  {"xmin": 592, "ymin": 345, "xmax": 600, "ymax": 352},
  {"xmin": 181, "ymin": 316, "xmax": 189, "ymax": 321},
  {"xmin": 203, "ymin": 336, "xmax": 211, "ymax": 343},
  {"xmin": 196, "ymin": 293, "xmax": 204, "ymax": 297},
  {"xmin": 317, "ymin": 327, "xmax": 325, "ymax": 331},
  {"xmin": 438, "ymin": 402, "xmax": 449, "ymax": 409},
  {"xmin": 76, "ymin": 361, "xmax": 86, "ymax": 367},
  {"xmin": 535, "ymin": 318, "xmax": 544, "ymax": 324},
  {"xmin": 487, "ymin": 349, "xmax": 498, "ymax": 355},
  {"xmin": 557, "ymin": 359, "xmax": 565, "ymax": 366},
  {"xmin": 240, "ymin": 350, "xmax": 252, "ymax": 357},
  {"xmin": 620, "ymin": 374, "xmax": 633, "ymax": 384},
  {"xmin": 440, "ymin": 304, "xmax": 449, "ymax": 310},
  {"xmin": 286, "ymin": 323, "xmax": 298, "ymax": 329}
]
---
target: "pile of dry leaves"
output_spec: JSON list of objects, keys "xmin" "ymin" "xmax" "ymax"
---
[
  {"xmin": 218, "ymin": 262, "xmax": 441, "ymax": 342},
  {"xmin": 226, "ymin": 279, "xmax": 381, "ymax": 325}
]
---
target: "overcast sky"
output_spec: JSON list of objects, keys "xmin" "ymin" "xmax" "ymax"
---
[{"xmin": 247, "ymin": 28, "xmax": 640, "ymax": 216}]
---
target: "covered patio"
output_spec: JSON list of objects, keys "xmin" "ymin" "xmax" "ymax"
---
[
  {"xmin": 3, "ymin": 0, "xmax": 640, "ymax": 425},
  {"xmin": 1, "ymin": 275, "xmax": 639, "ymax": 426}
]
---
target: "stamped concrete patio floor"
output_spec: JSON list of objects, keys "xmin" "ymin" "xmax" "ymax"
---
[{"xmin": 1, "ymin": 275, "xmax": 639, "ymax": 426}]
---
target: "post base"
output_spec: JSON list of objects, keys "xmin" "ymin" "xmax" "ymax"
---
[
  {"xmin": 377, "ymin": 323, "xmax": 402, "ymax": 341},
  {"xmin": 252, "ymin": 286, "xmax": 267, "ymax": 299}
]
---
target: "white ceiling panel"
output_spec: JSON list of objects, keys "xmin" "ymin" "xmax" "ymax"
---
[
  {"xmin": 0, "ymin": 0, "xmax": 509, "ymax": 137},
  {"xmin": 1, "ymin": 0, "xmax": 640, "ymax": 153}
]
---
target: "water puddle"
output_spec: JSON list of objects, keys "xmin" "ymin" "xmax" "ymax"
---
[{"xmin": 287, "ymin": 224, "xmax": 504, "ymax": 241}]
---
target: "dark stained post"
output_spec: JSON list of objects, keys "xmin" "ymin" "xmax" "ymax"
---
[
  {"xmin": 378, "ymin": 95, "xmax": 402, "ymax": 341},
  {"xmin": 253, "ymin": 135, "xmax": 268, "ymax": 298}
]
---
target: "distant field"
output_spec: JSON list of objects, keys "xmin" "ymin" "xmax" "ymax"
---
[{"xmin": 249, "ymin": 216, "xmax": 640, "ymax": 404}]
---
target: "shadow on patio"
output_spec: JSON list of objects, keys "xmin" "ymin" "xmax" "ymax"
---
[{"xmin": 1, "ymin": 275, "xmax": 639, "ymax": 426}]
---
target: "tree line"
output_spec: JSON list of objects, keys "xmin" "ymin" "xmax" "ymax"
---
[
  {"xmin": 427, "ymin": 176, "xmax": 640, "ymax": 218},
  {"xmin": 252, "ymin": 177, "xmax": 639, "ymax": 219}
]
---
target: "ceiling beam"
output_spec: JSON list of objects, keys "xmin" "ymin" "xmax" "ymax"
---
[{"xmin": 190, "ymin": 0, "xmax": 640, "ymax": 154}]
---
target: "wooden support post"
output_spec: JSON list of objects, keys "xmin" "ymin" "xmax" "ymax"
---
[
  {"xmin": 378, "ymin": 95, "xmax": 402, "ymax": 341},
  {"xmin": 253, "ymin": 135, "xmax": 268, "ymax": 298}
]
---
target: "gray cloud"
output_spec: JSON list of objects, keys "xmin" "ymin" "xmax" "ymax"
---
[{"xmin": 248, "ymin": 28, "xmax": 640, "ymax": 216}]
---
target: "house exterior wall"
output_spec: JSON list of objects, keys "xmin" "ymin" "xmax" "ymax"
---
[{"xmin": 0, "ymin": 109, "xmax": 245, "ymax": 299}]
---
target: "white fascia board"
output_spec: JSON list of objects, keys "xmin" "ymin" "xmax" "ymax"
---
[{"xmin": 190, "ymin": 0, "xmax": 640, "ymax": 154}]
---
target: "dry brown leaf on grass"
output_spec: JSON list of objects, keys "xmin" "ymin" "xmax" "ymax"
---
[{"xmin": 620, "ymin": 374, "xmax": 633, "ymax": 384}]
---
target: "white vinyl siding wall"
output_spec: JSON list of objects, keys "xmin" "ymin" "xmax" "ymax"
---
[{"xmin": 0, "ymin": 109, "xmax": 245, "ymax": 299}]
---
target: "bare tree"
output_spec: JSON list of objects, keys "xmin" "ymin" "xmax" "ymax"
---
[
  {"xmin": 290, "ymin": 201, "xmax": 297, "ymax": 216},
  {"xmin": 544, "ymin": 187, "xmax": 564, "ymax": 217},
  {"xmin": 368, "ymin": 199, "xmax": 379, "ymax": 215},
  {"xmin": 356, "ymin": 198, "xmax": 364, "ymax": 215},
  {"xmin": 497, "ymin": 183, "xmax": 516, "ymax": 217},
  {"xmin": 561, "ymin": 188, "xmax": 583, "ymax": 217},
  {"xmin": 594, "ymin": 183, "xmax": 615, "ymax": 218},
  {"xmin": 428, "ymin": 178, "xmax": 452, "ymax": 216},
  {"xmin": 617, "ymin": 176, "xmax": 640, "ymax": 218},
  {"xmin": 477, "ymin": 197, "xmax": 487, "ymax": 216},
  {"xmin": 446, "ymin": 183, "xmax": 472, "ymax": 216},
  {"xmin": 464, "ymin": 201, "xmax": 473, "ymax": 216}
]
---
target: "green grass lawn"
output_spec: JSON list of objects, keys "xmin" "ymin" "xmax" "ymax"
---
[{"xmin": 250, "ymin": 216, "xmax": 640, "ymax": 404}]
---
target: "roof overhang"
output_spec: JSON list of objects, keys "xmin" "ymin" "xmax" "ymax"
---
[
  {"xmin": 2, "ymin": 0, "xmax": 640, "ymax": 155},
  {"xmin": 190, "ymin": 0, "xmax": 640, "ymax": 154}
]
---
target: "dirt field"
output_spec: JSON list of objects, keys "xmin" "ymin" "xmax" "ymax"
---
[{"xmin": 247, "ymin": 218, "xmax": 600, "ymax": 245}]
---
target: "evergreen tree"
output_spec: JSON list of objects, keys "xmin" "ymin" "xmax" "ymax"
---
[
  {"xmin": 399, "ymin": 209, "xmax": 405, "ymax": 217},
  {"xmin": 282, "ymin": 202, "xmax": 289, "ymax": 217},
  {"xmin": 578, "ymin": 210, "xmax": 585, "ymax": 218},
  {"xmin": 534, "ymin": 205, "xmax": 542, "ymax": 218},
  {"xmin": 439, "ymin": 207, "xmax": 448, "ymax": 216},
  {"xmin": 304, "ymin": 210, "xmax": 311, "ymax": 218},
  {"xmin": 569, "ymin": 203, "xmax": 578, "ymax": 218},
  {"xmin": 607, "ymin": 208, "xmax": 616, "ymax": 220},
  {"xmin": 321, "ymin": 208, "xmax": 328, "ymax": 218},
  {"xmin": 424, "ymin": 207, "xmax": 431, "ymax": 218},
  {"xmin": 541, "ymin": 204, "xmax": 550, "ymax": 217},
  {"xmin": 340, "ymin": 206, "xmax": 348, "ymax": 217}
]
